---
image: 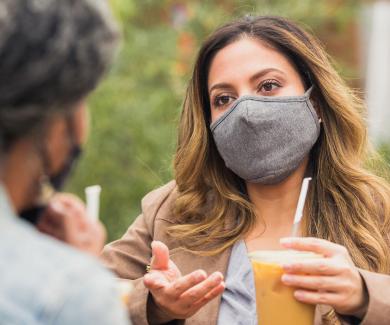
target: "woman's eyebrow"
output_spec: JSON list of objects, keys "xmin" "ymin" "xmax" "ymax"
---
[
  {"xmin": 249, "ymin": 68, "xmax": 286, "ymax": 83},
  {"xmin": 209, "ymin": 68, "xmax": 286, "ymax": 94},
  {"xmin": 209, "ymin": 82, "xmax": 233, "ymax": 94}
]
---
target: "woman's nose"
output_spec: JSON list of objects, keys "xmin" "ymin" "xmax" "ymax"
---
[{"xmin": 236, "ymin": 86, "xmax": 256, "ymax": 98}]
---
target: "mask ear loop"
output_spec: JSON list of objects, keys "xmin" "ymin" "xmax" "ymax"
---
[
  {"xmin": 304, "ymin": 72, "xmax": 322, "ymax": 125},
  {"xmin": 35, "ymin": 112, "xmax": 77, "ymax": 196},
  {"xmin": 48, "ymin": 112, "xmax": 83, "ymax": 191},
  {"xmin": 18, "ymin": 132, "xmax": 52, "ymax": 224},
  {"xmin": 32, "ymin": 124, "xmax": 56, "ymax": 209},
  {"xmin": 65, "ymin": 113, "xmax": 78, "ymax": 148}
]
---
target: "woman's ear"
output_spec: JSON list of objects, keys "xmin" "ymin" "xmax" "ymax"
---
[
  {"xmin": 72, "ymin": 101, "xmax": 89, "ymax": 145},
  {"xmin": 310, "ymin": 90, "xmax": 323, "ymax": 124},
  {"xmin": 44, "ymin": 114, "xmax": 70, "ymax": 174}
]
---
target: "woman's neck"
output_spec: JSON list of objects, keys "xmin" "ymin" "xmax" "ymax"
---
[{"xmin": 245, "ymin": 158, "xmax": 309, "ymax": 250}]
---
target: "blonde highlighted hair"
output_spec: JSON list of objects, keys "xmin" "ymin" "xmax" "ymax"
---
[{"xmin": 170, "ymin": 15, "xmax": 390, "ymax": 279}]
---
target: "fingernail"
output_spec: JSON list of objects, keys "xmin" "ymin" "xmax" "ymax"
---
[
  {"xmin": 195, "ymin": 270, "xmax": 206, "ymax": 281},
  {"xmin": 281, "ymin": 274, "xmax": 293, "ymax": 283},
  {"xmin": 282, "ymin": 264, "xmax": 292, "ymax": 271},
  {"xmin": 143, "ymin": 274, "xmax": 151, "ymax": 284},
  {"xmin": 280, "ymin": 238, "xmax": 295, "ymax": 247},
  {"xmin": 50, "ymin": 202, "xmax": 63, "ymax": 213},
  {"xmin": 210, "ymin": 272, "xmax": 222, "ymax": 282},
  {"xmin": 154, "ymin": 280, "xmax": 165, "ymax": 286},
  {"xmin": 294, "ymin": 291, "xmax": 304, "ymax": 300}
]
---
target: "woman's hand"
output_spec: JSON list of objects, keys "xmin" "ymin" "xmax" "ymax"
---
[
  {"xmin": 143, "ymin": 241, "xmax": 225, "ymax": 321},
  {"xmin": 280, "ymin": 237, "xmax": 368, "ymax": 319},
  {"xmin": 37, "ymin": 193, "xmax": 106, "ymax": 256}
]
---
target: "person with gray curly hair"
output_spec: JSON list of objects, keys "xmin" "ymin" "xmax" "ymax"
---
[{"xmin": 0, "ymin": 0, "xmax": 131, "ymax": 324}]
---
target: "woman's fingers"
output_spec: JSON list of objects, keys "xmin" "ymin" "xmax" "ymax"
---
[
  {"xmin": 293, "ymin": 289, "xmax": 340, "ymax": 306},
  {"xmin": 179, "ymin": 272, "xmax": 224, "ymax": 307},
  {"xmin": 167, "ymin": 270, "xmax": 207, "ymax": 298},
  {"xmin": 144, "ymin": 272, "xmax": 169, "ymax": 291},
  {"xmin": 144, "ymin": 248, "xmax": 225, "ymax": 321},
  {"xmin": 145, "ymin": 241, "xmax": 225, "ymax": 319},
  {"xmin": 151, "ymin": 241, "xmax": 170, "ymax": 270},
  {"xmin": 54, "ymin": 193, "xmax": 86, "ymax": 214},
  {"xmin": 146, "ymin": 271, "xmax": 225, "ymax": 320},
  {"xmin": 280, "ymin": 237, "xmax": 348, "ymax": 258},
  {"xmin": 278, "ymin": 238, "xmax": 367, "ymax": 317},
  {"xmin": 37, "ymin": 216, "xmax": 64, "ymax": 240},
  {"xmin": 36, "ymin": 194, "xmax": 106, "ymax": 256},
  {"xmin": 37, "ymin": 201, "xmax": 69, "ymax": 240},
  {"xmin": 146, "ymin": 270, "xmax": 223, "ymax": 303},
  {"xmin": 282, "ymin": 258, "xmax": 344, "ymax": 275},
  {"xmin": 192, "ymin": 282, "xmax": 225, "ymax": 309},
  {"xmin": 282, "ymin": 274, "xmax": 346, "ymax": 292}
]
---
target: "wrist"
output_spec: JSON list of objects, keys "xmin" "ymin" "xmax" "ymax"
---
[
  {"xmin": 350, "ymin": 294, "xmax": 368, "ymax": 319},
  {"xmin": 346, "ymin": 273, "xmax": 369, "ymax": 319},
  {"xmin": 147, "ymin": 293, "xmax": 175, "ymax": 324}
]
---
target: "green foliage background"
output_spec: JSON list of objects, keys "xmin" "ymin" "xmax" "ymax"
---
[{"xmin": 67, "ymin": 0, "xmax": 389, "ymax": 242}]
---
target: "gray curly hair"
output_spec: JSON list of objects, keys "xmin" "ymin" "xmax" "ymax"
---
[{"xmin": 0, "ymin": 0, "xmax": 119, "ymax": 152}]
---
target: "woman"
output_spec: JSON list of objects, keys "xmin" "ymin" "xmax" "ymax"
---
[
  {"xmin": 102, "ymin": 16, "xmax": 390, "ymax": 324},
  {"xmin": 0, "ymin": 0, "xmax": 129, "ymax": 324}
]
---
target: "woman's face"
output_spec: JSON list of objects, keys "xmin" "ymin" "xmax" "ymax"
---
[
  {"xmin": 45, "ymin": 101, "xmax": 89, "ymax": 175},
  {"xmin": 208, "ymin": 37, "xmax": 306, "ymax": 123}
]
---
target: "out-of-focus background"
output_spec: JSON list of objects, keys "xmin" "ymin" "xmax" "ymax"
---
[{"xmin": 67, "ymin": 0, "xmax": 390, "ymax": 242}]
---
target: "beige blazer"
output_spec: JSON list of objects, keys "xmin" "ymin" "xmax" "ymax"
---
[{"xmin": 101, "ymin": 181, "xmax": 390, "ymax": 325}]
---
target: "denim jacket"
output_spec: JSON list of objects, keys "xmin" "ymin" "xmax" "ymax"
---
[{"xmin": 0, "ymin": 184, "xmax": 130, "ymax": 325}]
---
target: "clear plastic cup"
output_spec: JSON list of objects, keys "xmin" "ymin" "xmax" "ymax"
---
[{"xmin": 249, "ymin": 250, "xmax": 322, "ymax": 325}]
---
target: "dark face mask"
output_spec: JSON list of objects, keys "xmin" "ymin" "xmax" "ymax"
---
[
  {"xmin": 19, "ymin": 117, "xmax": 82, "ymax": 224},
  {"xmin": 49, "ymin": 145, "xmax": 82, "ymax": 191}
]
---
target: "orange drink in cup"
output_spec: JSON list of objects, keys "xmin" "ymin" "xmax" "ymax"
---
[
  {"xmin": 116, "ymin": 279, "xmax": 133, "ymax": 306},
  {"xmin": 249, "ymin": 250, "xmax": 321, "ymax": 325}
]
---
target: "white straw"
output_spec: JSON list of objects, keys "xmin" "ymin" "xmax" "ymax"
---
[
  {"xmin": 291, "ymin": 177, "xmax": 312, "ymax": 237},
  {"xmin": 85, "ymin": 185, "xmax": 101, "ymax": 221}
]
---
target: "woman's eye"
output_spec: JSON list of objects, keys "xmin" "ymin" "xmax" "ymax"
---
[
  {"xmin": 259, "ymin": 80, "xmax": 281, "ymax": 93},
  {"xmin": 214, "ymin": 95, "xmax": 234, "ymax": 108}
]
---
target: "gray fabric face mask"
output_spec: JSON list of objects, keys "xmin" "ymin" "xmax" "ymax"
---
[{"xmin": 210, "ymin": 87, "xmax": 320, "ymax": 185}]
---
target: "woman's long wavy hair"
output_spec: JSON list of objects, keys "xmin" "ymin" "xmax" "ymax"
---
[{"xmin": 170, "ymin": 16, "xmax": 390, "ymax": 278}]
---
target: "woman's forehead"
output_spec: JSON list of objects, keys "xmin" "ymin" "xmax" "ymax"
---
[{"xmin": 207, "ymin": 38, "xmax": 298, "ymax": 91}]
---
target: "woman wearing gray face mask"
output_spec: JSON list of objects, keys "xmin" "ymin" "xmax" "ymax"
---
[
  {"xmin": 102, "ymin": 15, "xmax": 390, "ymax": 325},
  {"xmin": 0, "ymin": 0, "xmax": 131, "ymax": 324}
]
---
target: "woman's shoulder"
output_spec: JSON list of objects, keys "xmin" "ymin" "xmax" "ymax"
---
[{"xmin": 141, "ymin": 180, "xmax": 177, "ymax": 224}]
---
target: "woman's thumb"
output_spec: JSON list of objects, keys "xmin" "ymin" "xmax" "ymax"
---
[{"xmin": 150, "ymin": 241, "xmax": 169, "ymax": 270}]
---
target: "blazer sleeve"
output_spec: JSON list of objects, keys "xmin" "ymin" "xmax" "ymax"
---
[
  {"xmin": 357, "ymin": 269, "xmax": 390, "ymax": 325},
  {"xmin": 100, "ymin": 181, "xmax": 178, "ymax": 325},
  {"xmin": 337, "ymin": 268, "xmax": 390, "ymax": 325}
]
